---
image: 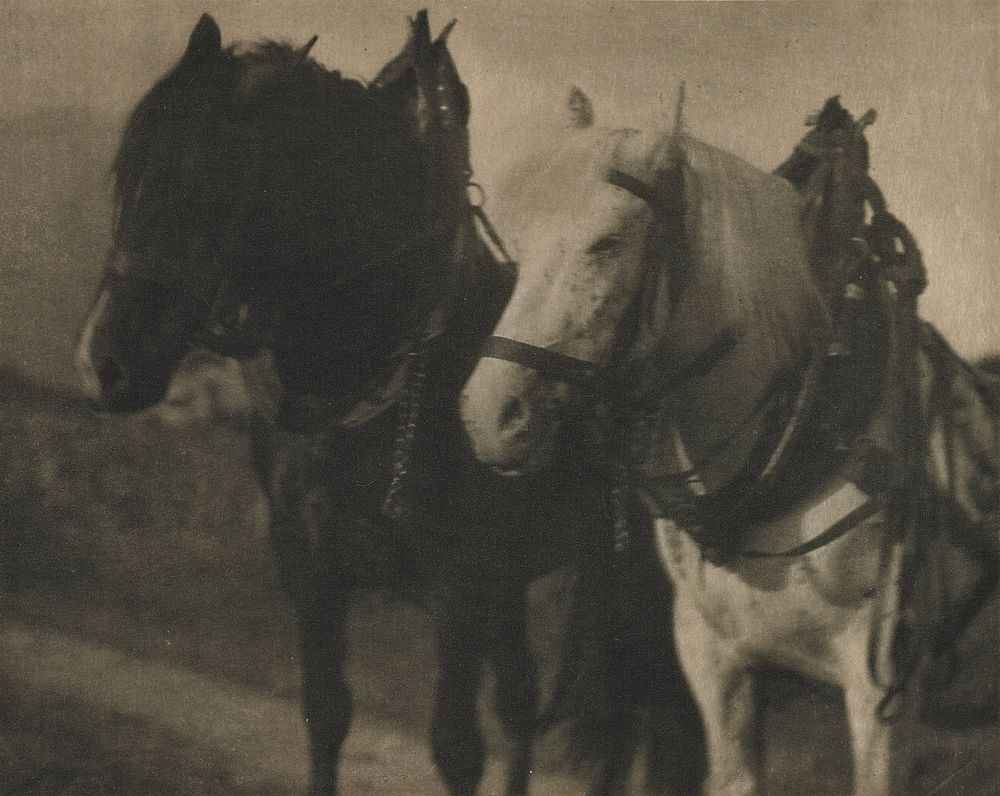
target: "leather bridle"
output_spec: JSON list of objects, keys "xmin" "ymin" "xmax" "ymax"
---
[{"xmin": 478, "ymin": 165, "xmax": 735, "ymax": 400}]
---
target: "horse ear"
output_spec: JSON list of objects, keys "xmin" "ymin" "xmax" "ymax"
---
[
  {"xmin": 373, "ymin": 10, "xmax": 470, "ymax": 136},
  {"xmin": 411, "ymin": 11, "xmax": 469, "ymax": 133},
  {"xmin": 371, "ymin": 16, "xmax": 416, "ymax": 93},
  {"xmin": 666, "ymin": 81, "xmax": 686, "ymax": 157},
  {"xmin": 435, "ymin": 18, "xmax": 458, "ymax": 46},
  {"xmin": 857, "ymin": 108, "xmax": 877, "ymax": 130},
  {"xmin": 815, "ymin": 95, "xmax": 851, "ymax": 131},
  {"xmin": 294, "ymin": 35, "xmax": 319, "ymax": 67},
  {"xmin": 567, "ymin": 86, "xmax": 594, "ymax": 128},
  {"xmin": 657, "ymin": 159, "xmax": 686, "ymax": 220},
  {"xmin": 658, "ymin": 84, "xmax": 688, "ymax": 220},
  {"xmin": 184, "ymin": 13, "xmax": 222, "ymax": 62}
]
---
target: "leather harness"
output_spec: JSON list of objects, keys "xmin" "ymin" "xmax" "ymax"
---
[{"xmin": 477, "ymin": 127, "xmax": 930, "ymax": 565}]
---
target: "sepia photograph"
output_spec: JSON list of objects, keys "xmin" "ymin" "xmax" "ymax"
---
[{"xmin": 1, "ymin": 1, "xmax": 997, "ymax": 793}]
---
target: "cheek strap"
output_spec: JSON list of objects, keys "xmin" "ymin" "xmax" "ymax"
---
[{"xmin": 478, "ymin": 164, "xmax": 709, "ymax": 390}]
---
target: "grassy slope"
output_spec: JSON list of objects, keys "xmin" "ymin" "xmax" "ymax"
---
[
  {"xmin": 0, "ymin": 684, "xmax": 296, "ymax": 796},
  {"xmin": 0, "ymin": 368, "xmax": 586, "ymax": 787},
  {"xmin": 0, "ymin": 367, "xmax": 464, "ymax": 726},
  {"xmin": 0, "ymin": 369, "xmax": 295, "ymax": 692},
  {"xmin": 2, "ymin": 370, "xmax": 997, "ymax": 793}
]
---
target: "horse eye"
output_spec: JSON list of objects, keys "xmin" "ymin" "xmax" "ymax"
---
[{"xmin": 588, "ymin": 235, "xmax": 622, "ymax": 256}]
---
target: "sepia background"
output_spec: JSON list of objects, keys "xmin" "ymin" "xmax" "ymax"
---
[{"xmin": 0, "ymin": 1, "xmax": 996, "ymax": 793}]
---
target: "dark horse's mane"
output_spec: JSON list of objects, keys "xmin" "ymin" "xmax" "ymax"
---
[{"xmin": 112, "ymin": 39, "xmax": 442, "ymax": 395}]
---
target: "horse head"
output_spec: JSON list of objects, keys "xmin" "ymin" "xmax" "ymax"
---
[
  {"xmin": 76, "ymin": 11, "xmax": 472, "ymax": 411},
  {"xmin": 461, "ymin": 89, "xmax": 823, "ymax": 475},
  {"xmin": 75, "ymin": 14, "xmax": 243, "ymax": 409}
]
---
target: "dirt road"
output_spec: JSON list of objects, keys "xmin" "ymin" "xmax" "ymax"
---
[{"xmin": 0, "ymin": 620, "xmax": 583, "ymax": 795}]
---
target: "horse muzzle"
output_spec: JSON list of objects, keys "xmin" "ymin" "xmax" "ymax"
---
[
  {"xmin": 75, "ymin": 288, "xmax": 171, "ymax": 412},
  {"xmin": 460, "ymin": 357, "xmax": 564, "ymax": 476}
]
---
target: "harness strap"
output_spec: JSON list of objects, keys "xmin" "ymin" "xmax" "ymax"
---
[
  {"xmin": 739, "ymin": 492, "xmax": 888, "ymax": 559},
  {"xmin": 607, "ymin": 167, "xmax": 684, "ymax": 220},
  {"xmin": 471, "ymin": 203, "xmax": 516, "ymax": 266},
  {"xmin": 606, "ymin": 168, "xmax": 659, "ymax": 205},
  {"xmin": 671, "ymin": 327, "xmax": 739, "ymax": 385},
  {"xmin": 480, "ymin": 325, "xmax": 738, "ymax": 399},
  {"xmin": 381, "ymin": 346, "xmax": 429, "ymax": 523}
]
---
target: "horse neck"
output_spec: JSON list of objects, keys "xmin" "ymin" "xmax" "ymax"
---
[
  {"xmin": 665, "ymin": 320, "xmax": 812, "ymax": 488},
  {"xmin": 266, "ymin": 241, "xmax": 429, "ymax": 397},
  {"xmin": 265, "ymin": 201, "xmax": 496, "ymax": 401},
  {"xmin": 234, "ymin": 69, "xmax": 490, "ymax": 402},
  {"xmin": 251, "ymin": 131, "xmax": 433, "ymax": 396}
]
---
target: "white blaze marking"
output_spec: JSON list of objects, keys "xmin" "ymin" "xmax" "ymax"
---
[{"xmin": 76, "ymin": 289, "xmax": 111, "ymax": 398}]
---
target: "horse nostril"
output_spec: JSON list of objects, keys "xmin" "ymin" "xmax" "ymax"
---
[
  {"xmin": 95, "ymin": 355, "xmax": 129, "ymax": 396},
  {"xmin": 498, "ymin": 394, "xmax": 530, "ymax": 436}
]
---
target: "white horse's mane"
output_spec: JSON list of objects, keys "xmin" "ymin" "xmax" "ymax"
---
[{"xmin": 671, "ymin": 132, "xmax": 826, "ymax": 371}]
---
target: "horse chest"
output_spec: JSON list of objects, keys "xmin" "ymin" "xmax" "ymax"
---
[{"xmin": 655, "ymin": 483, "xmax": 891, "ymax": 677}]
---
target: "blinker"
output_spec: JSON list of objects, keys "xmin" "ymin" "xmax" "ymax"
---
[{"xmin": 605, "ymin": 167, "xmax": 684, "ymax": 220}]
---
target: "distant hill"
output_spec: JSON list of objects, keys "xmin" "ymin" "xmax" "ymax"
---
[
  {"xmin": 0, "ymin": 106, "xmax": 122, "ymax": 390},
  {"xmin": 0, "ymin": 106, "xmax": 257, "ymax": 419}
]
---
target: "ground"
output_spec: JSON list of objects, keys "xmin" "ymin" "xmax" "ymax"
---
[{"xmin": 0, "ymin": 368, "xmax": 997, "ymax": 795}]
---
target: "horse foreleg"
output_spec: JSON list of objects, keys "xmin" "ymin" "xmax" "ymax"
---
[
  {"xmin": 269, "ymin": 518, "xmax": 352, "ymax": 794},
  {"xmin": 296, "ymin": 592, "xmax": 353, "ymax": 795},
  {"xmin": 488, "ymin": 589, "xmax": 538, "ymax": 796},
  {"xmin": 257, "ymin": 435, "xmax": 353, "ymax": 796},
  {"xmin": 838, "ymin": 613, "xmax": 902, "ymax": 796},
  {"xmin": 432, "ymin": 589, "xmax": 488, "ymax": 795},
  {"xmin": 674, "ymin": 594, "xmax": 760, "ymax": 796}
]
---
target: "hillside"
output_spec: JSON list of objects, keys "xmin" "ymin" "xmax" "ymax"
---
[
  {"xmin": 0, "ymin": 367, "xmax": 997, "ymax": 793},
  {"xmin": 0, "ymin": 108, "xmax": 119, "ymax": 389}
]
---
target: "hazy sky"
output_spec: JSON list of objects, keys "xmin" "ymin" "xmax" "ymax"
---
[{"xmin": 3, "ymin": 0, "xmax": 998, "ymax": 357}]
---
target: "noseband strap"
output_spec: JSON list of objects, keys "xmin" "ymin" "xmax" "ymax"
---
[
  {"xmin": 480, "ymin": 336, "xmax": 599, "ymax": 384},
  {"xmin": 480, "ymin": 325, "xmax": 736, "ymax": 394}
]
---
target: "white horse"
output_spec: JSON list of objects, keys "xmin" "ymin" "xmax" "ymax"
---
[{"xmin": 460, "ymin": 91, "xmax": 999, "ymax": 794}]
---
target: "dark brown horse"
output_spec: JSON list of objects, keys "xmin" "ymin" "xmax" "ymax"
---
[{"xmin": 74, "ymin": 13, "xmax": 704, "ymax": 796}]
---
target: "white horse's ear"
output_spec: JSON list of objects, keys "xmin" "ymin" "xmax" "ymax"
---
[
  {"xmin": 857, "ymin": 108, "xmax": 877, "ymax": 131},
  {"xmin": 672, "ymin": 81, "xmax": 686, "ymax": 132},
  {"xmin": 567, "ymin": 86, "xmax": 594, "ymax": 129},
  {"xmin": 666, "ymin": 80, "xmax": 687, "ymax": 161}
]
